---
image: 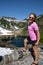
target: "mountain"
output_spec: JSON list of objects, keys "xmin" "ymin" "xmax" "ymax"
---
[
  {"xmin": 0, "ymin": 16, "xmax": 27, "ymax": 29},
  {"xmin": 0, "ymin": 15, "xmax": 43, "ymax": 43},
  {"xmin": 0, "ymin": 26, "xmax": 14, "ymax": 36},
  {"xmin": 0, "ymin": 16, "xmax": 20, "ymax": 22},
  {"xmin": 36, "ymin": 15, "xmax": 43, "ymax": 43}
]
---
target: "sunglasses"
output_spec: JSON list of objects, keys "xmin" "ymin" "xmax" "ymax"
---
[{"xmin": 29, "ymin": 17, "xmax": 34, "ymax": 19}]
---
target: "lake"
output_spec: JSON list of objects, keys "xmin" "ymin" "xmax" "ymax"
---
[
  {"xmin": 10, "ymin": 36, "xmax": 26, "ymax": 47},
  {"xmin": 2, "ymin": 36, "xmax": 26, "ymax": 47}
]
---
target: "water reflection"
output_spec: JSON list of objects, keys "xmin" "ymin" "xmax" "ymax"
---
[
  {"xmin": 11, "ymin": 36, "xmax": 25, "ymax": 47},
  {"xmin": 1, "ymin": 36, "xmax": 26, "ymax": 47}
]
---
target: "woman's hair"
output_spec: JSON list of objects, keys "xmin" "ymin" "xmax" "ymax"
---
[
  {"xmin": 29, "ymin": 13, "xmax": 36, "ymax": 21},
  {"xmin": 29, "ymin": 13, "xmax": 36, "ymax": 18}
]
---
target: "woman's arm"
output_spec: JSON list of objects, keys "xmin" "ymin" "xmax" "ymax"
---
[
  {"xmin": 33, "ymin": 22, "xmax": 40, "ymax": 45},
  {"xmin": 35, "ymin": 29, "xmax": 40, "ymax": 45}
]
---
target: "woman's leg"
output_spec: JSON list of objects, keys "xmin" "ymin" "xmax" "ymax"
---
[
  {"xmin": 32, "ymin": 45, "xmax": 38, "ymax": 65},
  {"xmin": 23, "ymin": 38, "xmax": 28, "ymax": 51}
]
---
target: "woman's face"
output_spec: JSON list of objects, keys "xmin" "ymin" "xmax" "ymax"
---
[{"xmin": 29, "ymin": 14, "xmax": 35, "ymax": 22}]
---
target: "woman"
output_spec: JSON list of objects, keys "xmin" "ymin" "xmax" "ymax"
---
[{"xmin": 23, "ymin": 13, "xmax": 40, "ymax": 65}]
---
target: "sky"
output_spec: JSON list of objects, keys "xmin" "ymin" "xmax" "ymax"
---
[{"xmin": 0, "ymin": 0, "xmax": 43, "ymax": 20}]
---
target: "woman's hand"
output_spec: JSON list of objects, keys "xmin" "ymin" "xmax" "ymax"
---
[{"xmin": 35, "ymin": 42, "xmax": 38, "ymax": 46}]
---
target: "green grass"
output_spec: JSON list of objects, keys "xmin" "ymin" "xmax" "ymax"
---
[{"xmin": 39, "ymin": 34, "xmax": 43, "ymax": 44}]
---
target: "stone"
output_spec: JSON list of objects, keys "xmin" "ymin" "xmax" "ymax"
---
[
  {"xmin": 0, "ymin": 46, "xmax": 43, "ymax": 65},
  {"xmin": 0, "ymin": 56, "xmax": 3, "ymax": 62},
  {"xmin": 8, "ymin": 54, "xmax": 13, "ymax": 62},
  {"xmin": 11, "ymin": 50, "xmax": 23, "ymax": 61},
  {"xmin": 17, "ymin": 50, "xmax": 23, "ymax": 59},
  {"xmin": 3, "ymin": 55, "xmax": 9, "ymax": 63}
]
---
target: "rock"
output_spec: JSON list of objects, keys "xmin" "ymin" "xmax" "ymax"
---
[
  {"xmin": 3, "ymin": 55, "xmax": 9, "ymax": 63},
  {"xmin": 17, "ymin": 50, "xmax": 23, "ymax": 59},
  {"xmin": 0, "ymin": 56, "xmax": 4, "ymax": 65},
  {"xmin": 37, "ymin": 47, "xmax": 41, "ymax": 52},
  {"xmin": 39, "ymin": 55, "xmax": 43, "ymax": 59},
  {"xmin": 0, "ymin": 46, "xmax": 43, "ymax": 65},
  {"xmin": 11, "ymin": 50, "xmax": 23, "ymax": 61},
  {"xmin": 8, "ymin": 54, "xmax": 13, "ymax": 62},
  {"xmin": 0, "ymin": 56, "xmax": 3, "ymax": 62}
]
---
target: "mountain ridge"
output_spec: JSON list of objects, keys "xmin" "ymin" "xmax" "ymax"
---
[{"xmin": 0, "ymin": 14, "xmax": 43, "ymax": 43}]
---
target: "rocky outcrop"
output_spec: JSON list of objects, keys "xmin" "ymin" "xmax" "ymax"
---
[{"xmin": 0, "ymin": 45, "xmax": 43, "ymax": 65}]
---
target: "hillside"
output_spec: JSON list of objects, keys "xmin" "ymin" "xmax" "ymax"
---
[
  {"xmin": 0, "ymin": 15, "xmax": 43, "ymax": 44},
  {"xmin": 36, "ymin": 15, "xmax": 43, "ymax": 43}
]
